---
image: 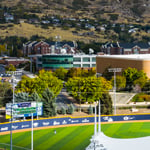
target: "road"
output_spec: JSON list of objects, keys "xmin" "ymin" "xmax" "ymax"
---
[{"xmin": 56, "ymin": 89, "xmax": 77, "ymax": 110}]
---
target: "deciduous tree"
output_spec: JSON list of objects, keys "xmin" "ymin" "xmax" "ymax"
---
[
  {"xmin": 122, "ymin": 67, "xmax": 147, "ymax": 90},
  {"xmin": 16, "ymin": 70, "xmax": 63, "ymax": 97},
  {"xmin": 111, "ymin": 75, "xmax": 126, "ymax": 91},
  {"xmin": 66, "ymin": 76, "xmax": 112, "ymax": 103}
]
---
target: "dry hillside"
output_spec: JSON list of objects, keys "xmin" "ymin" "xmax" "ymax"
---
[{"xmin": 0, "ymin": 0, "xmax": 149, "ymax": 21}]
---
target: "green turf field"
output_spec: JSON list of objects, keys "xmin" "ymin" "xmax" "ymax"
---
[{"xmin": 1, "ymin": 122, "xmax": 150, "ymax": 150}]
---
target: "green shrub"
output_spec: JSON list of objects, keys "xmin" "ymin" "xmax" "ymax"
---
[{"xmin": 132, "ymin": 93, "xmax": 150, "ymax": 102}]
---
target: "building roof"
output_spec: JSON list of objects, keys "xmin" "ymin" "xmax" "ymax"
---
[
  {"xmin": 119, "ymin": 43, "xmax": 150, "ymax": 49},
  {"xmin": 97, "ymin": 54, "xmax": 150, "ymax": 61},
  {"xmin": 48, "ymin": 41, "xmax": 75, "ymax": 47},
  {"xmin": 102, "ymin": 42, "xmax": 150, "ymax": 49},
  {"xmin": 5, "ymin": 58, "xmax": 30, "ymax": 61}
]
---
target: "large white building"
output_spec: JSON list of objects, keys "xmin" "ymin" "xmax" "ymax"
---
[{"xmin": 29, "ymin": 54, "xmax": 96, "ymax": 72}]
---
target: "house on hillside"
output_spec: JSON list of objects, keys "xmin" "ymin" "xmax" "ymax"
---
[{"xmin": 4, "ymin": 13, "xmax": 14, "ymax": 22}]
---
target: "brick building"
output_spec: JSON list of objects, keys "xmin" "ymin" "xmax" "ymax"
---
[
  {"xmin": 101, "ymin": 42, "xmax": 150, "ymax": 55},
  {"xmin": 23, "ymin": 41, "xmax": 77, "ymax": 56}
]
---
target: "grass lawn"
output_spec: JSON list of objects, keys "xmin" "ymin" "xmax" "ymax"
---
[{"xmin": 0, "ymin": 122, "xmax": 150, "ymax": 150}]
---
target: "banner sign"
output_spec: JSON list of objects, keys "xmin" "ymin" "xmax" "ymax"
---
[
  {"xmin": 1, "ymin": 114, "xmax": 150, "ymax": 132},
  {"xmin": 6, "ymin": 102, "xmax": 43, "ymax": 119}
]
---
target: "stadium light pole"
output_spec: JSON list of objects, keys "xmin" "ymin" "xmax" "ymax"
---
[
  {"xmin": 10, "ymin": 74, "xmax": 15, "ymax": 150},
  {"xmin": 108, "ymin": 68, "xmax": 122, "ymax": 115}
]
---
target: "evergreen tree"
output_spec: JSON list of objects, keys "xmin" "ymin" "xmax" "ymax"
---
[
  {"xmin": 61, "ymin": 106, "xmax": 66, "ymax": 115},
  {"xmin": 99, "ymin": 92, "xmax": 113, "ymax": 115},
  {"xmin": 88, "ymin": 105, "xmax": 93, "ymax": 114},
  {"xmin": 67, "ymin": 103, "xmax": 74, "ymax": 114},
  {"xmin": 15, "ymin": 92, "xmax": 29, "ymax": 102},
  {"xmin": 29, "ymin": 91, "xmax": 41, "ymax": 102},
  {"xmin": 42, "ymin": 88, "xmax": 56, "ymax": 117}
]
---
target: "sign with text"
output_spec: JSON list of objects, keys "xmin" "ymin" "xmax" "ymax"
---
[{"xmin": 6, "ymin": 102, "xmax": 43, "ymax": 119}]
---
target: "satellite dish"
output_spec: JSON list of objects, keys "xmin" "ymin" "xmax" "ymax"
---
[
  {"xmin": 89, "ymin": 48, "xmax": 94, "ymax": 54},
  {"xmin": 61, "ymin": 49, "xmax": 66, "ymax": 54}
]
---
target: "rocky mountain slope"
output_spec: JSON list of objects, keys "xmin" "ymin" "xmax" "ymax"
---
[{"xmin": 0, "ymin": 0, "xmax": 149, "ymax": 22}]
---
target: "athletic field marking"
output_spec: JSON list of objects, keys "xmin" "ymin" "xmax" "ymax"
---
[{"xmin": 0, "ymin": 143, "xmax": 30, "ymax": 150}]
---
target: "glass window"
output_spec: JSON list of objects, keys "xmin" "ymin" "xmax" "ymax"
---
[
  {"xmin": 133, "ymin": 48, "xmax": 139, "ymax": 54},
  {"xmin": 73, "ymin": 64, "xmax": 81, "ymax": 68},
  {"xmin": 38, "ymin": 57, "xmax": 42, "ymax": 61},
  {"xmin": 83, "ymin": 64, "xmax": 90, "ymax": 67},
  {"xmin": 83, "ymin": 57, "xmax": 90, "ymax": 62},
  {"xmin": 92, "ymin": 57, "xmax": 96, "ymax": 62},
  {"xmin": 38, "ymin": 64, "xmax": 42, "ymax": 67},
  {"xmin": 92, "ymin": 64, "xmax": 96, "ymax": 67},
  {"xmin": 73, "ymin": 57, "xmax": 81, "ymax": 62}
]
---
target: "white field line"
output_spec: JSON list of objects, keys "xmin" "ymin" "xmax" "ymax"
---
[{"xmin": 0, "ymin": 143, "xmax": 30, "ymax": 150}]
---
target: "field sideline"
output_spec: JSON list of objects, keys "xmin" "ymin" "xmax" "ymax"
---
[{"xmin": 1, "ymin": 121, "xmax": 150, "ymax": 150}]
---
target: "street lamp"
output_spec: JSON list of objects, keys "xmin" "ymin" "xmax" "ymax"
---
[{"xmin": 108, "ymin": 68, "xmax": 122, "ymax": 115}]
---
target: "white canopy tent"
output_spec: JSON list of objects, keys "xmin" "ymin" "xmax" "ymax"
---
[
  {"xmin": 86, "ymin": 132, "xmax": 150, "ymax": 150},
  {"xmin": 86, "ymin": 101, "xmax": 150, "ymax": 150}
]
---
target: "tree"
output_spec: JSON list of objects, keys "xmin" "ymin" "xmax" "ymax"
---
[
  {"xmin": 61, "ymin": 106, "xmax": 66, "ymax": 115},
  {"xmin": 16, "ymin": 70, "xmax": 63, "ymax": 97},
  {"xmin": 0, "ymin": 44, "xmax": 7, "ymax": 56},
  {"xmin": 29, "ymin": 91, "xmax": 41, "ymax": 102},
  {"xmin": 99, "ymin": 92, "xmax": 113, "ymax": 115},
  {"xmin": 15, "ymin": 75, "xmax": 36, "ymax": 94},
  {"xmin": 76, "ymin": 68, "xmax": 96, "ymax": 77},
  {"xmin": 67, "ymin": 103, "xmax": 74, "ymax": 114},
  {"xmin": 5, "ymin": 64, "xmax": 16, "ymax": 71},
  {"xmin": 15, "ymin": 92, "xmax": 29, "ymax": 102},
  {"xmin": 53, "ymin": 67, "xmax": 68, "ymax": 81},
  {"xmin": 66, "ymin": 67, "xmax": 77, "ymax": 80},
  {"xmin": 0, "ymin": 82, "xmax": 12, "ymax": 107},
  {"xmin": 134, "ymin": 77, "xmax": 147, "ymax": 89},
  {"xmin": 111, "ymin": 75, "xmax": 126, "ymax": 91},
  {"xmin": 102, "ymin": 66, "xmax": 114, "ymax": 80},
  {"xmin": 88, "ymin": 105, "xmax": 93, "ymax": 114},
  {"xmin": 66, "ymin": 76, "xmax": 112, "ymax": 103},
  {"xmin": 142, "ymin": 80, "xmax": 150, "ymax": 93},
  {"xmin": 122, "ymin": 67, "xmax": 147, "ymax": 90},
  {"xmin": 42, "ymin": 88, "xmax": 56, "ymax": 117}
]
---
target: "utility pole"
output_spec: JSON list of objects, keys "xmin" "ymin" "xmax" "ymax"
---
[{"xmin": 108, "ymin": 68, "xmax": 122, "ymax": 115}]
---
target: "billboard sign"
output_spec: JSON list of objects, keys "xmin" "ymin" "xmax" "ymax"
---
[{"xmin": 6, "ymin": 102, "xmax": 43, "ymax": 119}]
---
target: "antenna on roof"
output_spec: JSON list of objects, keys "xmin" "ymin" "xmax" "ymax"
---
[
  {"xmin": 89, "ymin": 48, "xmax": 94, "ymax": 54},
  {"xmin": 55, "ymin": 35, "xmax": 61, "ymax": 50}
]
